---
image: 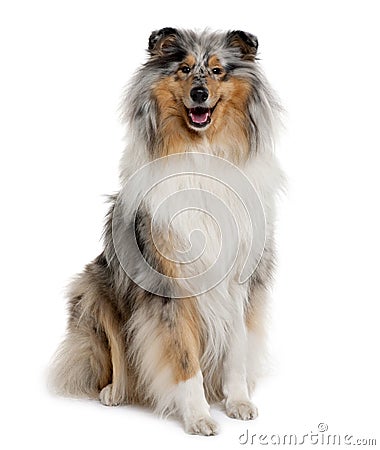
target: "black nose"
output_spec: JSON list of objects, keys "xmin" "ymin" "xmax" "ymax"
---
[{"xmin": 190, "ymin": 87, "xmax": 209, "ymax": 103}]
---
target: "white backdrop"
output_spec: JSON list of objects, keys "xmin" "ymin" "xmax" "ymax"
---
[{"xmin": 1, "ymin": 1, "xmax": 379, "ymax": 448}]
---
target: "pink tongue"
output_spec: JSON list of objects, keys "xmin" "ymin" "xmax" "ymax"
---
[{"xmin": 191, "ymin": 111, "xmax": 209, "ymax": 123}]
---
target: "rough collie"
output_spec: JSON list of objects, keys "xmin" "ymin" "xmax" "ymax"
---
[{"xmin": 50, "ymin": 28, "xmax": 284, "ymax": 435}]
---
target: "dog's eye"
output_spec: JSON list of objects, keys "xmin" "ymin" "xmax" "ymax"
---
[
  {"xmin": 212, "ymin": 67, "xmax": 223, "ymax": 75},
  {"xmin": 180, "ymin": 66, "xmax": 191, "ymax": 74}
]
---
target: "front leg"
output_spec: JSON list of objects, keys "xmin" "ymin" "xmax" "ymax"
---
[
  {"xmin": 223, "ymin": 307, "xmax": 258, "ymax": 421},
  {"xmin": 129, "ymin": 294, "xmax": 218, "ymax": 435},
  {"xmin": 176, "ymin": 370, "xmax": 219, "ymax": 435}
]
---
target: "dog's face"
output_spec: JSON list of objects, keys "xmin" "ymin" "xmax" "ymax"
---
[
  {"xmin": 147, "ymin": 28, "xmax": 258, "ymax": 134},
  {"xmin": 172, "ymin": 53, "xmax": 226, "ymax": 131}
]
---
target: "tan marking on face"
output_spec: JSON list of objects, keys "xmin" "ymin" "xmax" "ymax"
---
[
  {"xmin": 206, "ymin": 76, "xmax": 252, "ymax": 163},
  {"xmin": 208, "ymin": 55, "xmax": 223, "ymax": 72},
  {"xmin": 177, "ymin": 54, "xmax": 196, "ymax": 79},
  {"xmin": 153, "ymin": 76, "xmax": 201, "ymax": 156},
  {"xmin": 153, "ymin": 54, "xmax": 252, "ymax": 162}
]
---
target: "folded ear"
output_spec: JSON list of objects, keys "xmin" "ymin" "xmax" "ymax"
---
[
  {"xmin": 148, "ymin": 27, "xmax": 179, "ymax": 56},
  {"xmin": 226, "ymin": 30, "xmax": 258, "ymax": 60}
]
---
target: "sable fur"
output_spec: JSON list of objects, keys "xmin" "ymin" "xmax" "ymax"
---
[{"xmin": 49, "ymin": 28, "xmax": 284, "ymax": 435}]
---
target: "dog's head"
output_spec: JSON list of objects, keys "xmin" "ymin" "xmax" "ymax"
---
[
  {"xmin": 146, "ymin": 28, "xmax": 258, "ymax": 133},
  {"xmin": 125, "ymin": 29, "xmax": 279, "ymax": 158}
]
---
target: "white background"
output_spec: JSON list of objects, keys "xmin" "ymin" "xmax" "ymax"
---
[{"xmin": 1, "ymin": 1, "xmax": 379, "ymax": 448}]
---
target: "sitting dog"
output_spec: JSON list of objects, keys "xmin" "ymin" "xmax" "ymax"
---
[{"xmin": 50, "ymin": 28, "xmax": 284, "ymax": 435}]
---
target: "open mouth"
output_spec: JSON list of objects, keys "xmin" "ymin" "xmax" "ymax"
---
[{"xmin": 187, "ymin": 107, "xmax": 212, "ymax": 128}]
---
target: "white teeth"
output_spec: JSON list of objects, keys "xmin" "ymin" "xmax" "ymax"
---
[{"xmin": 189, "ymin": 108, "xmax": 211, "ymax": 125}]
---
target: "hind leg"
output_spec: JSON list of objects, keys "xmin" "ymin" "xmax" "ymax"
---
[
  {"xmin": 50, "ymin": 263, "xmax": 127, "ymax": 403},
  {"xmin": 49, "ymin": 315, "xmax": 112, "ymax": 399},
  {"xmin": 98, "ymin": 306, "xmax": 128, "ymax": 406}
]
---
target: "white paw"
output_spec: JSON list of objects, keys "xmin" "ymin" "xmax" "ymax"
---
[
  {"xmin": 226, "ymin": 400, "xmax": 258, "ymax": 420},
  {"xmin": 185, "ymin": 416, "xmax": 219, "ymax": 436},
  {"xmin": 99, "ymin": 384, "xmax": 120, "ymax": 406}
]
